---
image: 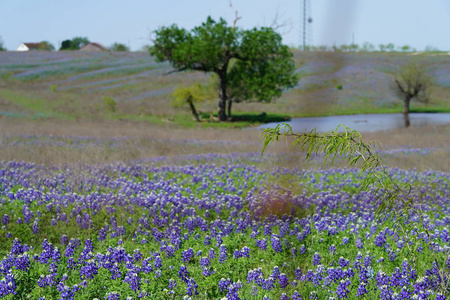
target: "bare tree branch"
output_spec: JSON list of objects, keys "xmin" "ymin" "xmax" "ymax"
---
[
  {"xmin": 228, "ymin": 0, "xmax": 242, "ymax": 28},
  {"xmin": 270, "ymin": 8, "xmax": 294, "ymax": 36}
]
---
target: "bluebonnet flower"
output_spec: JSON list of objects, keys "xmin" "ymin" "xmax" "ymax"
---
[
  {"xmin": 336, "ymin": 278, "xmax": 351, "ymax": 298},
  {"xmin": 310, "ymin": 291, "xmax": 318, "ymax": 299},
  {"xmin": 13, "ymin": 253, "xmax": 31, "ymax": 272},
  {"xmin": 240, "ymin": 246, "xmax": 250, "ymax": 258},
  {"xmin": 56, "ymin": 282, "xmax": 76, "ymax": 300},
  {"xmin": 279, "ymin": 273, "xmax": 289, "ymax": 289},
  {"xmin": 338, "ymin": 257, "xmax": 350, "ymax": 268},
  {"xmin": 272, "ymin": 266, "xmax": 281, "ymax": 280},
  {"xmin": 2, "ymin": 214, "xmax": 9, "ymax": 226},
  {"xmin": 165, "ymin": 245, "xmax": 175, "ymax": 257},
  {"xmin": 186, "ymin": 277, "xmax": 198, "ymax": 296},
  {"xmin": 250, "ymin": 285, "xmax": 259, "ymax": 296},
  {"xmin": 356, "ymin": 282, "xmax": 368, "ymax": 297},
  {"xmin": 182, "ymin": 248, "xmax": 194, "ymax": 263},
  {"xmin": 0, "ymin": 271, "xmax": 17, "ymax": 297},
  {"xmin": 329, "ymin": 244, "xmax": 336, "ymax": 254},
  {"xmin": 80, "ymin": 259, "xmax": 98, "ymax": 280},
  {"xmin": 219, "ymin": 278, "xmax": 232, "ymax": 292},
  {"xmin": 178, "ymin": 265, "xmax": 190, "ymax": 283},
  {"xmin": 262, "ymin": 277, "xmax": 275, "ymax": 291},
  {"xmin": 280, "ymin": 293, "xmax": 290, "ymax": 300},
  {"xmin": 312, "ymin": 252, "xmax": 321, "ymax": 266},
  {"xmin": 219, "ymin": 244, "xmax": 228, "ymax": 263},
  {"xmin": 124, "ymin": 271, "xmax": 141, "ymax": 292},
  {"xmin": 356, "ymin": 238, "xmax": 364, "ymax": 249},
  {"xmin": 154, "ymin": 254, "xmax": 162, "ymax": 269},
  {"xmin": 300, "ymin": 245, "xmax": 307, "ymax": 254},
  {"xmin": 104, "ymin": 291, "xmax": 120, "ymax": 300},
  {"xmin": 291, "ymin": 290, "xmax": 303, "ymax": 300},
  {"xmin": 379, "ymin": 285, "xmax": 394, "ymax": 299},
  {"xmin": 209, "ymin": 248, "xmax": 216, "ymax": 259},
  {"xmin": 256, "ymin": 239, "xmax": 268, "ymax": 250},
  {"xmin": 271, "ymin": 234, "xmax": 282, "ymax": 252},
  {"xmin": 11, "ymin": 238, "xmax": 30, "ymax": 255}
]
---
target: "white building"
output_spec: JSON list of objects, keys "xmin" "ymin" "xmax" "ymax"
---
[{"xmin": 16, "ymin": 43, "xmax": 40, "ymax": 51}]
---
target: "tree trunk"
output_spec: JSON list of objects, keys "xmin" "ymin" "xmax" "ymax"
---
[
  {"xmin": 403, "ymin": 96, "xmax": 411, "ymax": 128},
  {"xmin": 187, "ymin": 97, "xmax": 200, "ymax": 122},
  {"xmin": 217, "ymin": 71, "xmax": 228, "ymax": 122},
  {"xmin": 227, "ymin": 99, "xmax": 232, "ymax": 119}
]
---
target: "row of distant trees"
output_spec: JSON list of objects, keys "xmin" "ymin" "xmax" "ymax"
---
[
  {"xmin": 59, "ymin": 37, "xmax": 130, "ymax": 51},
  {"xmin": 0, "ymin": 36, "xmax": 129, "ymax": 51},
  {"xmin": 303, "ymin": 42, "xmax": 441, "ymax": 53}
]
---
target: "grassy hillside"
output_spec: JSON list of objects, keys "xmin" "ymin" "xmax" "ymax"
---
[{"xmin": 0, "ymin": 50, "xmax": 449, "ymax": 126}]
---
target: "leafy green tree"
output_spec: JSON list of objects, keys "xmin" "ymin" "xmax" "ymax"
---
[
  {"xmin": 400, "ymin": 45, "xmax": 411, "ymax": 52},
  {"xmin": 361, "ymin": 42, "xmax": 375, "ymax": 52},
  {"xmin": 386, "ymin": 43, "xmax": 395, "ymax": 52},
  {"xmin": 71, "ymin": 37, "xmax": 90, "ymax": 49},
  {"xmin": 37, "ymin": 41, "xmax": 55, "ymax": 51},
  {"xmin": 59, "ymin": 37, "xmax": 90, "ymax": 50},
  {"xmin": 60, "ymin": 40, "xmax": 72, "ymax": 50},
  {"xmin": 0, "ymin": 36, "xmax": 6, "ymax": 51},
  {"xmin": 151, "ymin": 17, "xmax": 298, "ymax": 121},
  {"xmin": 394, "ymin": 61, "xmax": 433, "ymax": 127},
  {"xmin": 110, "ymin": 43, "xmax": 129, "ymax": 52}
]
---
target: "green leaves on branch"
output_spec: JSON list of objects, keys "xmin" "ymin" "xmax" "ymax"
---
[{"xmin": 259, "ymin": 124, "xmax": 412, "ymax": 216}]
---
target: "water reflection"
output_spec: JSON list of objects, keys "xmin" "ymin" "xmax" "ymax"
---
[{"xmin": 259, "ymin": 113, "xmax": 450, "ymax": 133}]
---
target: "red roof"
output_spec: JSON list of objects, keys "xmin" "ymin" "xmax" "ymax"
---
[{"xmin": 23, "ymin": 43, "xmax": 41, "ymax": 49}]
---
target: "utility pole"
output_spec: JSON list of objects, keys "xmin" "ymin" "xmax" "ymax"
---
[
  {"xmin": 303, "ymin": 0, "xmax": 306, "ymax": 51},
  {"xmin": 300, "ymin": 0, "xmax": 312, "ymax": 51}
]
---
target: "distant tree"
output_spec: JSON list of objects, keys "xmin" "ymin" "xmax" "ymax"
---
[
  {"xmin": 349, "ymin": 43, "xmax": 359, "ymax": 52},
  {"xmin": 385, "ymin": 43, "xmax": 395, "ymax": 52},
  {"xmin": 378, "ymin": 44, "xmax": 387, "ymax": 52},
  {"xmin": 424, "ymin": 45, "xmax": 439, "ymax": 52},
  {"xmin": 0, "ymin": 36, "xmax": 6, "ymax": 51},
  {"xmin": 37, "ymin": 41, "xmax": 55, "ymax": 51},
  {"xmin": 361, "ymin": 42, "xmax": 375, "ymax": 52},
  {"xmin": 59, "ymin": 37, "xmax": 90, "ymax": 50},
  {"xmin": 394, "ymin": 61, "xmax": 433, "ymax": 127},
  {"xmin": 151, "ymin": 16, "xmax": 298, "ymax": 121},
  {"xmin": 71, "ymin": 37, "xmax": 90, "ymax": 49},
  {"xmin": 60, "ymin": 40, "xmax": 72, "ymax": 50},
  {"xmin": 400, "ymin": 45, "xmax": 411, "ymax": 52},
  {"xmin": 339, "ymin": 44, "xmax": 349, "ymax": 52},
  {"xmin": 110, "ymin": 43, "xmax": 129, "ymax": 52}
]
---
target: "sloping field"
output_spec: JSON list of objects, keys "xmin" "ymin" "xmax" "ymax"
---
[{"xmin": 0, "ymin": 50, "xmax": 449, "ymax": 121}]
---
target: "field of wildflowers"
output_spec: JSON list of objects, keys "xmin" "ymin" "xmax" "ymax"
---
[
  {"xmin": 1, "ymin": 152, "xmax": 450, "ymax": 299},
  {"xmin": 1, "ymin": 49, "xmax": 450, "ymax": 300}
]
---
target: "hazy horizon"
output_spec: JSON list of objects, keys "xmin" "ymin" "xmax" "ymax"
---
[{"xmin": 1, "ymin": 0, "xmax": 449, "ymax": 52}]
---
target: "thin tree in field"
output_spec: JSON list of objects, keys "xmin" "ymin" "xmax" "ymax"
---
[{"xmin": 394, "ymin": 61, "xmax": 433, "ymax": 127}]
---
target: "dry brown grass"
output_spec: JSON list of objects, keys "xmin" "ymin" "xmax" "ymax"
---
[{"xmin": 0, "ymin": 117, "xmax": 449, "ymax": 171}]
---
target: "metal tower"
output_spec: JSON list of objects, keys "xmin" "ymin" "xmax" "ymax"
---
[{"xmin": 300, "ymin": 0, "xmax": 313, "ymax": 50}]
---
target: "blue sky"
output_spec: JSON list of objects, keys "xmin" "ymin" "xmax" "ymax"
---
[{"xmin": 1, "ymin": 0, "xmax": 449, "ymax": 51}]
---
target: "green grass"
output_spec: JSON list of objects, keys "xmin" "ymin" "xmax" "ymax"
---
[{"xmin": 0, "ymin": 90, "xmax": 73, "ymax": 120}]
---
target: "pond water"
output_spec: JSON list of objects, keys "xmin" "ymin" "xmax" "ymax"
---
[{"xmin": 259, "ymin": 113, "xmax": 450, "ymax": 133}]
